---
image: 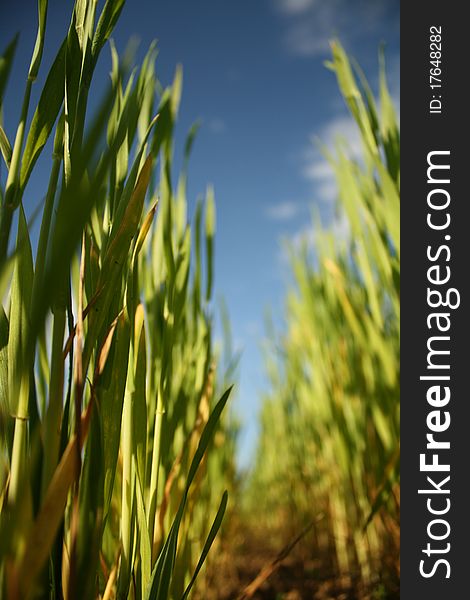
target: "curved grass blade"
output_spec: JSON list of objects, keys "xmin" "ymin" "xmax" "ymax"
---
[
  {"xmin": 180, "ymin": 490, "xmax": 228, "ymax": 600},
  {"xmin": 92, "ymin": 0, "xmax": 126, "ymax": 67},
  {"xmin": 0, "ymin": 34, "xmax": 19, "ymax": 106},
  {"xmin": 28, "ymin": 0, "xmax": 48, "ymax": 81},
  {"xmin": 20, "ymin": 38, "xmax": 67, "ymax": 191},
  {"xmin": 0, "ymin": 124, "xmax": 12, "ymax": 169}
]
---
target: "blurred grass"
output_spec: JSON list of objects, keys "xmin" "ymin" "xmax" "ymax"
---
[
  {"xmin": 247, "ymin": 40, "xmax": 400, "ymax": 593},
  {"xmin": 0, "ymin": 2, "xmax": 236, "ymax": 598}
]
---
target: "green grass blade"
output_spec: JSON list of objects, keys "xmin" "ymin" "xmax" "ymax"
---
[
  {"xmin": 133, "ymin": 304, "xmax": 148, "ymax": 490},
  {"xmin": 7, "ymin": 204, "xmax": 33, "ymax": 419},
  {"xmin": 20, "ymin": 38, "xmax": 66, "ymax": 190},
  {"xmin": 136, "ymin": 460, "xmax": 152, "ymax": 591},
  {"xmin": 98, "ymin": 312, "xmax": 130, "ymax": 523},
  {"xmin": 205, "ymin": 186, "xmax": 215, "ymax": 302},
  {"xmin": 0, "ymin": 306, "xmax": 10, "ymax": 454},
  {"xmin": 0, "ymin": 124, "xmax": 12, "ymax": 170},
  {"xmin": 0, "ymin": 34, "xmax": 19, "ymax": 107},
  {"xmin": 92, "ymin": 0, "xmax": 126, "ymax": 67},
  {"xmin": 75, "ymin": 407, "xmax": 104, "ymax": 599},
  {"xmin": 180, "ymin": 490, "xmax": 228, "ymax": 600},
  {"xmin": 28, "ymin": 0, "xmax": 48, "ymax": 81}
]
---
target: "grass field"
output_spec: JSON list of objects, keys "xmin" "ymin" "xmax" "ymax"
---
[
  {"xmin": 239, "ymin": 41, "xmax": 400, "ymax": 600},
  {"xmin": 1, "ymin": 2, "xmax": 399, "ymax": 598}
]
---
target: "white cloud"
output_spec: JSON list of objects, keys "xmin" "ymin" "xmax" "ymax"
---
[
  {"xmin": 277, "ymin": 0, "xmax": 316, "ymax": 16},
  {"xmin": 290, "ymin": 225, "xmax": 315, "ymax": 251},
  {"xmin": 265, "ymin": 201, "xmax": 303, "ymax": 221},
  {"xmin": 275, "ymin": 0, "xmax": 398, "ymax": 58},
  {"xmin": 284, "ymin": 20, "xmax": 331, "ymax": 57},
  {"xmin": 330, "ymin": 212, "xmax": 350, "ymax": 242},
  {"xmin": 300, "ymin": 114, "xmax": 362, "ymax": 204},
  {"xmin": 272, "ymin": 112, "xmax": 360, "ymax": 268},
  {"xmin": 318, "ymin": 115, "xmax": 363, "ymax": 159},
  {"xmin": 291, "ymin": 211, "xmax": 350, "ymax": 252},
  {"xmin": 302, "ymin": 159, "xmax": 331, "ymax": 181}
]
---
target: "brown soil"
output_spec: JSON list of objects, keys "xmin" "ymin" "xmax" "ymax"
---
[{"xmin": 195, "ymin": 528, "xmax": 399, "ymax": 600}]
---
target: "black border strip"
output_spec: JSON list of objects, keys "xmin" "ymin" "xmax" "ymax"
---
[{"xmin": 401, "ymin": 3, "xmax": 468, "ymax": 597}]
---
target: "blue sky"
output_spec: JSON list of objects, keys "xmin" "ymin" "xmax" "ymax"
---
[{"xmin": 0, "ymin": 0, "xmax": 399, "ymax": 468}]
